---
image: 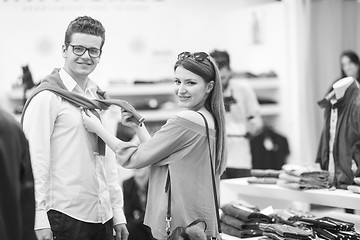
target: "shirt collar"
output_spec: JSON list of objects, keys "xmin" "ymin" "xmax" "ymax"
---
[
  {"xmin": 318, "ymin": 81, "xmax": 358, "ymax": 109},
  {"xmin": 59, "ymin": 68, "xmax": 98, "ymax": 94}
]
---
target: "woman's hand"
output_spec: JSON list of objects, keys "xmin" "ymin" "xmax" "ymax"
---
[
  {"xmin": 82, "ymin": 109, "xmax": 102, "ymax": 134},
  {"xmin": 121, "ymin": 109, "xmax": 141, "ymax": 129}
]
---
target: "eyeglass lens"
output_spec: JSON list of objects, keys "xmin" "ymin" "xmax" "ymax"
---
[{"xmin": 68, "ymin": 44, "xmax": 101, "ymax": 58}]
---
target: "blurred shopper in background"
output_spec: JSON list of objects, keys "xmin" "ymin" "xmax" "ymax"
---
[
  {"xmin": 123, "ymin": 166, "xmax": 154, "ymax": 240},
  {"xmin": 82, "ymin": 51, "xmax": 226, "ymax": 240},
  {"xmin": 322, "ymin": 50, "xmax": 359, "ymax": 96},
  {"xmin": 22, "ymin": 16, "xmax": 128, "ymax": 240},
  {"xmin": 0, "ymin": 108, "xmax": 36, "ymax": 240},
  {"xmin": 339, "ymin": 50, "xmax": 360, "ymax": 84},
  {"xmin": 210, "ymin": 50, "xmax": 263, "ymax": 179}
]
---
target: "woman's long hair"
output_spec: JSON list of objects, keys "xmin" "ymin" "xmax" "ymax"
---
[
  {"xmin": 174, "ymin": 53, "xmax": 227, "ymax": 174},
  {"xmin": 340, "ymin": 50, "xmax": 360, "ymax": 81}
]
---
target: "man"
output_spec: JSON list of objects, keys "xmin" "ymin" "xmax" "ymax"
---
[
  {"xmin": 210, "ymin": 50, "xmax": 263, "ymax": 178},
  {"xmin": 0, "ymin": 109, "xmax": 36, "ymax": 240},
  {"xmin": 123, "ymin": 166, "xmax": 154, "ymax": 240},
  {"xmin": 22, "ymin": 16, "xmax": 128, "ymax": 240}
]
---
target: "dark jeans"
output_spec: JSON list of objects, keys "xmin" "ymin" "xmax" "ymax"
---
[
  {"xmin": 127, "ymin": 221, "xmax": 154, "ymax": 240},
  {"xmin": 47, "ymin": 210, "xmax": 114, "ymax": 240}
]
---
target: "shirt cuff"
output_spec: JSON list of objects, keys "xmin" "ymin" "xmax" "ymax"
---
[
  {"xmin": 34, "ymin": 209, "xmax": 51, "ymax": 230},
  {"xmin": 113, "ymin": 208, "xmax": 127, "ymax": 226}
]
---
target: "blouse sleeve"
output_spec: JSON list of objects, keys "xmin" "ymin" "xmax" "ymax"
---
[{"xmin": 116, "ymin": 117, "xmax": 195, "ymax": 169}]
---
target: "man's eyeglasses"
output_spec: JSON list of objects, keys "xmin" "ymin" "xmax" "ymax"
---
[
  {"xmin": 177, "ymin": 52, "xmax": 209, "ymax": 62},
  {"xmin": 66, "ymin": 43, "xmax": 102, "ymax": 58}
]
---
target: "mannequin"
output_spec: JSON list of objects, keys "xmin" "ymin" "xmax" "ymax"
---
[
  {"xmin": 316, "ymin": 74, "xmax": 360, "ymax": 188},
  {"xmin": 333, "ymin": 76, "xmax": 355, "ymax": 100},
  {"xmin": 328, "ymin": 76, "xmax": 358, "ymax": 214},
  {"xmin": 318, "ymin": 77, "xmax": 355, "ymax": 106},
  {"xmin": 327, "ymin": 77, "xmax": 355, "ymax": 184}
]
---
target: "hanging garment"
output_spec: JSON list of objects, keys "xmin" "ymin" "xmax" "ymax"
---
[
  {"xmin": 250, "ymin": 126, "xmax": 289, "ymax": 170},
  {"xmin": 316, "ymin": 81, "xmax": 360, "ymax": 186}
]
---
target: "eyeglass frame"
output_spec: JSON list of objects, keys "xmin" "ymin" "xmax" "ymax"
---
[
  {"xmin": 65, "ymin": 43, "xmax": 102, "ymax": 58},
  {"xmin": 177, "ymin": 52, "xmax": 209, "ymax": 62}
]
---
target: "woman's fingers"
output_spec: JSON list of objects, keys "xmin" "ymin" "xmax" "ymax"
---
[
  {"xmin": 81, "ymin": 110, "xmax": 88, "ymax": 118},
  {"xmin": 122, "ymin": 111, "xmax": 134, "ymax": 121},
  {"xmin": 121, "ymin": 110, "xmax": 132, "ymax": 117},
  {"xmin": 86, "ymin": 109, "xmax": 95, "ymax": 117}
]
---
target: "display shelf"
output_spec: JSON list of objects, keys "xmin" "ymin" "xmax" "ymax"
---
[
  {"xmin": 107, "ymin": 79, "xmax": 282, "ymax": 121},
  {"xmin": 139, "ymin": 109, "xmax": 178, "ymax": 122},
  {"xmin": 259, "ymin": 104, "xmax": 280, "ymax": 116},
  {"xmin": 229, "ymin": 77, "xmax": 282, "ymax": 119},
  {"xmin": 221, "ymin": 178, "xmax": 360, "ymax": 210},
  {"xmin": 241, "ymin": 77, "xmax": 280, "ymax": 90},
  {"xmin": 106, "ymin": 83, "xmax": 173, "ymax": 96},
  {"xmin": 7, "ymin": 78, "xmax": 282, "ymax": 122},
  {"xmin": 107, "ymin": 83, "xmax": 176, "ymax": 122}
]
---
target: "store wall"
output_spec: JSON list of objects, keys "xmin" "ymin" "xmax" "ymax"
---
[{"xmin": 0, "ymin": 0, "xmax": 275, "ymax": 92}]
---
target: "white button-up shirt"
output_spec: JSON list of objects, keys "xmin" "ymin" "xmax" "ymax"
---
[
  {"xmin": 23, "ymin": 68, "xmax": 126, "ymax": 230},
  {"xmin": 328, "ymin": 98, "xmax": 338, "ymax": 184},
  {"xmin": 224, "ymin": 80, "xmax": 261, "ymax": 169}
]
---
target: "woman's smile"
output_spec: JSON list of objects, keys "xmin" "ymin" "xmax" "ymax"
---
[{"xmin": 178, "ymin": 95, "xmax": 191, "ymax": 101}]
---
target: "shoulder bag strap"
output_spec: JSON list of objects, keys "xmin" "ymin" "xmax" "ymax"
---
[
  {"xmin": 198, "ymin": 112, "xmax": 222, "ymax": 235},
  {"xmin": 165, "ymin": 170, "xmax": 172, "ymax": 236}
]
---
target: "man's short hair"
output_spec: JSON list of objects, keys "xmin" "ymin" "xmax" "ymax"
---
[
  {"xmin": 210, "ymin": 50, "xmax": 230, "ymax": 69},
  {"xmin": 64, "ymin": 16, "xmax": 106, "ymax": 48}
]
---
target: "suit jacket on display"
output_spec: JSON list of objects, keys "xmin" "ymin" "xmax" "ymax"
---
[{"xmin": 316, "ymin": 81, "xmax": 360, "ymax": 186}]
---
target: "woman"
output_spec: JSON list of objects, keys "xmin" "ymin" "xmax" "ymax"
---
[
  {"xmin": 339, "ymin": 50, "xmax": 360, "ymax": 83},
  {"xmin": 82, "ymin": 51, "xmax": 226, "ymax": 240},
  {"xmin": 320, "ymin": 50, "xmax": 360, "ymax": 102}
]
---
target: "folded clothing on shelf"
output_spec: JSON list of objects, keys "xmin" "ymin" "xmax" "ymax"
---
[
  {"xmin": 259, "ymin": 223, "xmax": 315, "ymax": 240},
  {"xmin": 347, "ymin": 185, "xmax": 360, "ymax": 194},
  {"xmin": 220, "ymin": 223, "xmax": 263, "ymax": 238},
  {"xmin": 292, "ymin": 216, "xmax": 360, "ymax": 239},
  {"xmin": 220, "ymin": 202, "xmax": 275, "ymax": 238},
  {"xmin": 221, "ymin": 203, "xmax": 274, "ymax": 223},
  {"xmin": 250, "ymin": 169, "xmax": 281, "ymax": 178},
  {"xmin": 247, "ymin": 176, "xmax": 278, "ymax": 184},
  {"xmin": 295, "ymin": 216, "xmax": 355, "ymax": 232},
  {"xmin": 276, "ymin": 165, "xmax": 330, "ymax": 190},
  {"xmin": 247, "ymin": 169, "xmax": 281, "ymax": 185},
  {"xmin": 277, "ymin": 179, "xmax": 330, "ymax": 190}
]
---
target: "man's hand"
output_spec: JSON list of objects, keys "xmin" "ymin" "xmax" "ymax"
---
[
  {"xmin": 35, "ymin": 228, "xmax": 53, "ymax": 240},
  {"xmin": 247, "ymin": 115, "xmax": 263, "ymax": 136},
  {"xmin": 114, "ymin": 223, "xmax": 129, "ymax": 240}
]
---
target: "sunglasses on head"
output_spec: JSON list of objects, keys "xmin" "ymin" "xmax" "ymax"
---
[{"xmin": 177, "ymin": 52, "xmax": 209, "ymax": 61}]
